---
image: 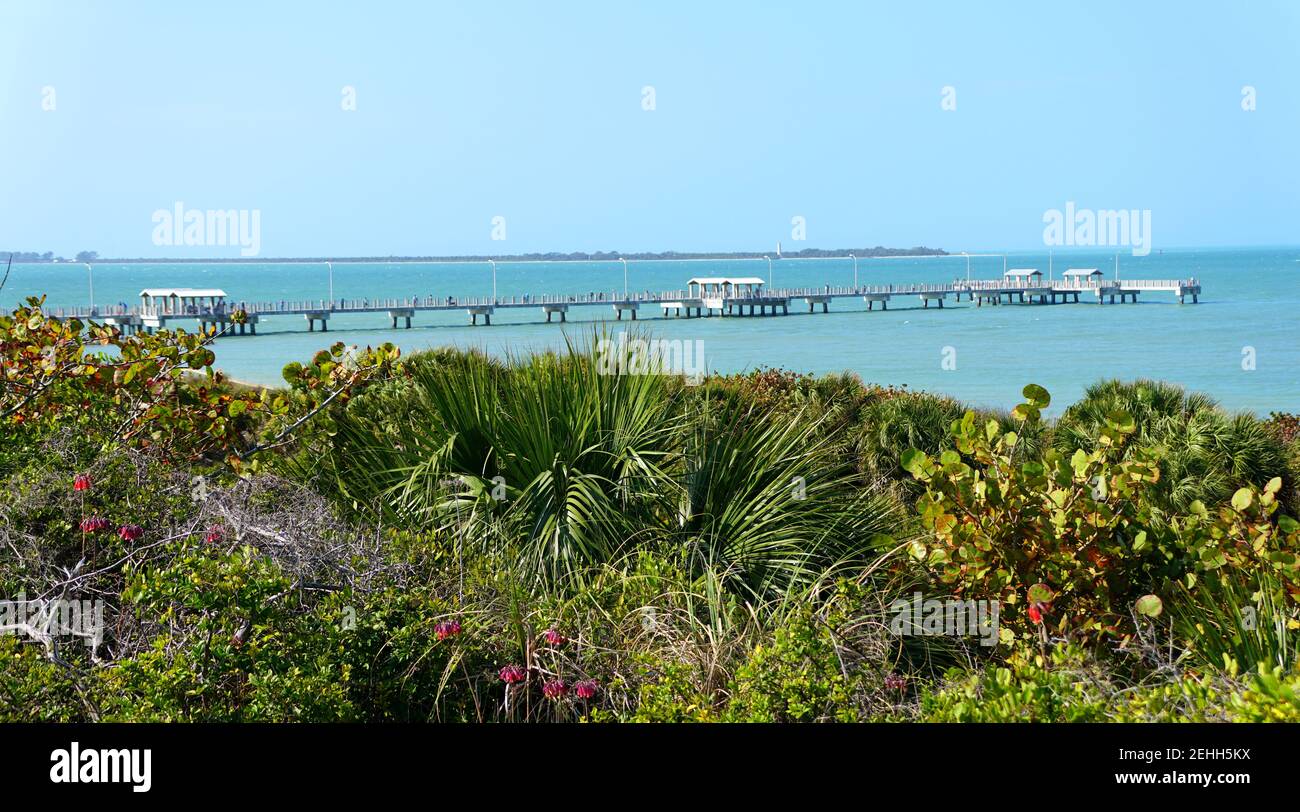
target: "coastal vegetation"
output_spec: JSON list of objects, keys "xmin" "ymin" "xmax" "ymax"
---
[{"xmin": 3, "ymin": 296, "xmax": 1300, "ymax": 722}]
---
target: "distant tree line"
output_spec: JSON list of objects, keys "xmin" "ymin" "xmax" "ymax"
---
[
  {"xmin": 6, "ymin": 247, "xmax": 947, "ymax": 263},
  {"xmin": 4, "ymin": 250, "xmax": 98, "ymax": 262}
]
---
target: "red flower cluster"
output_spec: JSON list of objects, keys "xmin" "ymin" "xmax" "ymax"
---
[
  {"xmin": 574, "ymin": 680, "xmax": 599, "ymax": 700},
  {"xmin": 498, "ymin": 665, "xmax": 527, "ymax": 684},
  {"xmin": 542, "ymin": 628, "xmax": 566, "ymax": 646},
  {"xmin": 79, "ymin": 516, "xmax": 110, "ymax": 533},
  {"xmin": 435, "ymin": 620, "xmax": 462, "ymax": 640},
  {"xmin": 204, "ymin": 525, "xmax": 224, "ymax": 544},
  {"xmin": 884, "ymin": 673, "xmax": 908, "ymax": 692},
  {"xmin": 1027, "ymin": 603, "xmax": 1045, "ymax": 624},
  {"xmin": 73, "ymin": 474, "xmax": 92, "ymax": 492},
  {"xmin": 542, "ymin": 680, "xmax": 568, "ymax": 699},
  {"xmin": 117, "ymin": 524, "xmax": 144, "ymax": 542}
]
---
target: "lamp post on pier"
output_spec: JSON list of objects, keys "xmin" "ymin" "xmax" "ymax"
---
[
  {"xmin": 488, "ymin": 260, "xmax": 497, "ymax": 303},
  {"xmin": 850, "ymin": 253, "xmax": 857, "ymax": 289},
  {"xmin": 619, "ymin": 257, "xmax": 628, "ymax": 299},
  {"xmin": 763, "ymin": 255, "xmax": 772, "ymax": 287}
]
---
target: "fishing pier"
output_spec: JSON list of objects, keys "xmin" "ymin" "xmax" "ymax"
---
[{"xmin": 51, "ymin": 267, "xmax": 1202, "ymax": 336}]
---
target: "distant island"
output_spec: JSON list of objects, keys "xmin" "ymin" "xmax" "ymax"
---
[{"xmin": 4, "ymin": 247, "xmax": 947, "ymax": 263}]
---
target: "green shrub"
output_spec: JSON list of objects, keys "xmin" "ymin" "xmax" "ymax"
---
[
  {"xmin": 724, "ymin": 608, "xmax": 859, "ymax": 722},
  {"xmin": 919, "ymin": 644, "xmax": 1113, "ymax": 722},
  {"xmin": 919, "ymin": 645, "xmax": 1300, "ymax": 723},
  {"xmin": 902, "ymin": 384, "xmax": 1300, "ymax": 644},
  {"xmin": 1055, "ymin": 379, "xmax": 1294, "ymax": 513},
  {"xmin": 617, "ymin": 656, "xmax": 718, "ymax": 723}
]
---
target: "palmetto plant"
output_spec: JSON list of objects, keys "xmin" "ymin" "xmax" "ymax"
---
[
  {"xmin": 1054, "ymin": 379, "xmax": 1217, "ymax": 456},
  {"xmin": 1055, "ymin": 379, "xmax": 1291, "ymax": 512},
  {"xmin": 314, "ymin": 330, "xmax": 901, "ymax": 599},
  {"xmin": 680, "ymin": 396, "xmax": 899, "ymax": 601},
  {"xmin": 854, "ymin": 392, "xmax": 966, "ymax": 490},
  {"xmin": 320, "ymin": 336, "xmax": 680, "ymax": 580},
  {"xmin": 488, "ymin": 342, "xmax": 683, "ymax": 580}
]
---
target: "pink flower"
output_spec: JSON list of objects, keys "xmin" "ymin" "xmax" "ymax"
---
[
  {"xmin": 542, "ymin": 628, "xmax": 566, "ymax": 646},
  {"xmin": 574, "ymin": 679, "xmax": 599, "ymax": 699},
  {"xmin": 79, "ymin": 516, "xmax": 110, "ymax": 533},
  {"xmin": 884, "ymin": 673, "xmax": 908, "ymax": 692},
  {"xmin": 73, "ymin": 474, "xmax": 92, "ymax": 492},
  {"xmin": 498, "ymin": 665, "xmax": 527, "ymax": 684},
  {"xmin": 203, "ymin": 525, "xmax": 223, "ymax": 544},
  {"xmin": 542, "ymin": 679, "xmax": 568, "ymax": 700},
  {"xmin": 1027, "ymin": 603, "xmax": 1044, "ymax": 624},
  {"xmin": 435, "ymin": 620, "xmax": 462, "ymax": 640},
  {"xmin": 117, "ymin": 524, "xmax": 144, "ymax": 542}
]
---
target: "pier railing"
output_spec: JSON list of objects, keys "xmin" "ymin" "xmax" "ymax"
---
[{"xmin": 42, "ymin": 276, "xmax": 1201, "ymax": 321}]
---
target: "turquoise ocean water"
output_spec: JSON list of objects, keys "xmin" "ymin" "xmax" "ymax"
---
[{"xmin": 6, "ymin": 248, "xmax": 1298, "ymax": 415}]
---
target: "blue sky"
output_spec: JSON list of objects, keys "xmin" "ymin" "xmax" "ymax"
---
[{"xmin": 1, "ymin": 0, "xmax": 1297, "ymax": 257}]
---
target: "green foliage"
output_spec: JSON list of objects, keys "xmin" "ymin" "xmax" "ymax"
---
[
  {"xmin": 316, "ymin": 331, "xmax": 901, "ymax": 598},
  {"xmin": 903, "ymin": 384, "xmax": 1300, "ymax": 644},
  {"xmin": 919, "ymin": 643, "xmax": 1300, "ymax": 723},
  {"xmin": 318, "ymin": 339, "xmax": 679, "ymax": 579},
  {"xmin": 903, "ymin": 385, "xmax": 1168, "ymax": 639},
  {"xmin": 724, "ymin": 608, "xmax": 859, "ymax": 722},
  {"xmin": 618, "ymin": 657, "xmax": 718, "ymax": 722},
  {"xmin": 1055, "ymin": 379, "xmax": 1293, "ymax": 513},
  {"xmin": 856, "ymin": 391, "xmax": 966, "ymax": 487},
  {"xmin": 0, "ymin": 636, "xmax": 88, "ymax": 722},
  {"xmin": 0, "ymin": 297, "xmax": 400, "ymax": 475},
  {"xmin": 1234, "ymin": 663, "xmax": 1300, "ymax": 721},
  {"xmin": 919, "ymin": 644, "xmax": 1114, "ymax": 722},
  {"xmin": 8, "ymin": 288, "xmax": 1300, "ymax": 726},
  {"xmin": 105, "ymin": 543, "xmax": 350, "ymax": 721},
  {"xmin": 1, "ymin": 296, "xmax": 258, "ymax": 468},
  {"xmin": 1168, "ymin": 567, "xmax": 1300, "ymax": 673}
]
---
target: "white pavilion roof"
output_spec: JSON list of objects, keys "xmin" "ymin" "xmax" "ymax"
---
[
  {"xmin": 139, "ymin": 288, "xmax": 229, "ymax": 298},
  {"xmin": 687, "ymin": 277, "xmax": 766, "ymax": 286}
]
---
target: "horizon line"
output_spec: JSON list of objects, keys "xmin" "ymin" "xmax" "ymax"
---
[{"xmin": 8, "ymin": 244, "xmax": 1299, "ymax": 266}]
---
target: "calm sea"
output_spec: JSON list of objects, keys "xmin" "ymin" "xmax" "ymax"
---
[{"xmin": 6, "ymin": 248, "xmax": 1298, "ymax": 415}]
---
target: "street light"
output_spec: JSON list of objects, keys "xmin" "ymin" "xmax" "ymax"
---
[
  {"xmin": 488, "ymin": 260, "xmax": 497, "ymax": 302},
  {"xmin": 763, "ymin": 255, "xmax": 772, "ymax": 287},
  {"xmin": 619, "ymin": 257, "xmax": 629, "ymax": 299},
  {"xmin": 326, "ymin": 261, "xmax": 334, "ymax": 308},
  {"xmin": 85, "ymin": 263, "xmax": 94, "ymax": 312},
  {"xmin": 849, "ymin": 253, "xmax": 857, "ymax": 289}
]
